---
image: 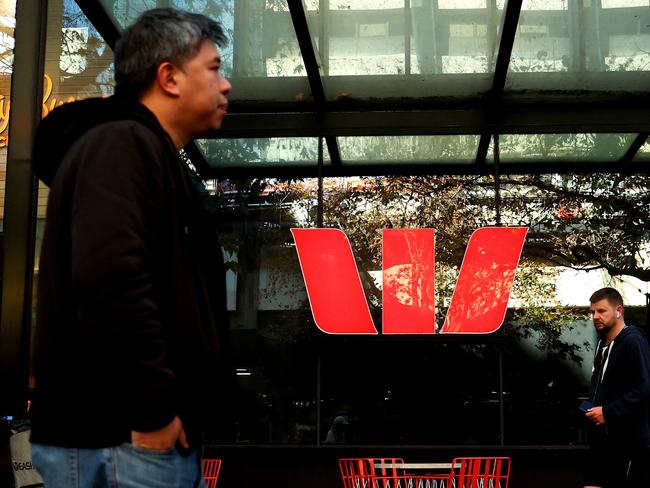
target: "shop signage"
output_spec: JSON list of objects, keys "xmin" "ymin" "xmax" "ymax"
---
[
  {"xmin": 291, "ymin": 227, "xmax": 528, "ymax": 335},
  {"xmin": 0, "ymin": 74, "xmax": 78, "ymax": 148}
]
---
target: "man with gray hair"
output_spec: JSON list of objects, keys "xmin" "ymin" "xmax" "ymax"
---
[{"xmin": 29, "ymin": 8, "xmax": 233, "ymax": 487}]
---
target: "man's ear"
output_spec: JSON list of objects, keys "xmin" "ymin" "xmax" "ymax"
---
[{"xmin": 156, "ymin": 61, "xmax": 181, "ymax": 97}]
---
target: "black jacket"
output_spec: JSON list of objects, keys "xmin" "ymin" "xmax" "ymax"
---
[
  {"xmin": 588, "ymin": 325, "xmax": 650, "ymax": 450},
  {"xmin": 30, "ymin": 96, "xmax": 234, "ymax": 448}
]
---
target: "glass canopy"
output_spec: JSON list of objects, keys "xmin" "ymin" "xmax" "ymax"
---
[
  {"xmin": 91, "ymin": 0, "xmax": 650, "ymax": 176},
  {"xmin": 495, "ymin": 133, "xmax": 637, "ymax": 162},
  {"xmin": 338, "ymin": 135, "xmax": 480, "ymax": 164},
  {"xmin": 633, "ymin": 139, "xmax": 650, "ymax": 161},
  {"xmin": 506, "ymin": 0, "xmax": 650, "ymax": 91},
  {"xmin": 199, "ymin": 137, "xmax": 330, "ymax": 168}
]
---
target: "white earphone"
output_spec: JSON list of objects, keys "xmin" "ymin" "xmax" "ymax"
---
[{"xmin": 616, "ymin": 311, "xmax": 621, "ymax": 319}]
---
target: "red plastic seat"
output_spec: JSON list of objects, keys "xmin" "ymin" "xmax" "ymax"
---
[
  {"xmin": 449, "ymin": 457, "xmax": 511, "ymax": 488},
  {"xmin": 202, "ymin": 458, "xmax": 222, "ymax": 488}
]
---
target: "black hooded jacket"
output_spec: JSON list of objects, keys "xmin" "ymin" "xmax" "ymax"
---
[
  {"xmin": 587, "ymin": 324, "xmax": 650, "ymax": 450},
  {"xmin": 30, "ymin": 96, "xmax": 234, "ymax": 448}
]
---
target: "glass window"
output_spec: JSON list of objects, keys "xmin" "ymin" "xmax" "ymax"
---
[
  {"xmin": 506, "ymin": 0, "xmax": 650, "ymax": 90},
  {"xmin": 302, "ymin": 0, "xmax": 506, "ymax": 100},
  {"xmin": 101, "ymin": 0, "xmax": 310, "ymax": 102},
  {"xmin": 199, "ymin": 138, "xmax": 330, "ymax": 169},
  {"xmin": 205, "ymin": 178, "xmax": 320, "ymax": 443},
  {"xmin": 32, "ymin": 0, "xmax": 116, "ymax": 370},
  {"xmin": 36, "ymin": 0, "xmax": 115, "ymax": 231},
  {"xmin": 497, "ymin": 173, "xmax": 649, "ymax": 443},
  {"xmin": 0, "ymin": 0, "xmax": 15, "ymax": 235},
  {"xmin": 321, "ymin": 341, "xmax": 501, "ymax": 445},
  {"xmin": 493, "ymin": 133, "xmax": 636, "ymax": 162},
  {"xmin": 337, "ymin": 135, "xmax": 480, "ymax": 164},
  {"xmin": 633, "ymin": 138, "xmax": 650, "ymax": 160}
]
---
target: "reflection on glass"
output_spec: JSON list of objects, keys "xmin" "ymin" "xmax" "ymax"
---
[
  {"xmin": 36, "ymin": 0, "xmax": 115, "ymax": 234},
  {"xmin": 507, "ymin": 0, "xmax": 650, "ymax": 79},
  {"xmin": 383, "ymin": 229, "xmax": 436, "ymax": 334},
  {"xmin": 413, "ymin": 3, "xmax": 497, "ymax": 75},
  {"xmin": 292, "ymin": 228, "xmax": 377, "ymax": 334},
  {"xmin": 495, "ymin": 133, "xmax": 636, "ymax": 161},
  {"xmin": 441, "ymin": 227, "xmax": 527, "ymax": 334},
  {"xmin": 104, "ymin": 0, "xmax": 152, "ymax": 26},
  {"xmin": 47, "ymin": 1, "xmax": 114, "ymax": 101},
  {"xmin": 204, "ymin": 173, "xmax": 648, "ymax": 446},
  {"xmin": 102, "ymin": 0, "xmax": 302, "ymax": 78},
  {"xmin": 0, "ymin": 0, "xmax": 15, "ymax": 229},
  {"xmin": 31, "ymin": 0, "xmax": 116, "ymax": 378},
  {"xmin": 321, "ymin": 343, "xmax": 501, "ymax": 444},
  {"xmin": 602, "ymin": 0, "xmax": 648, "ymax": 8},
  {"xmin": 633, "ymin": 139, "xmax": 650, "ymax": 160},
  {"xmin": 439, "ymin": 0, "xmax": 487, "ymax": 9},
  {"xmin": 304, "ymin": 0, "xmax": 503, "ymax": 77},
  {"xmin": 338, "ymin": 135, "xmax": 480, "ymax": 163},
  {"xmin": 204, "ymin": 178, "xmax": 319, "ymax": 443},
  {"xmin": 509, "ymin": 2, "xmax": 569, "ymax": 74},
  {"xmin": 199, "ymin": 138, "xmax": 328, "ymax": 168}
]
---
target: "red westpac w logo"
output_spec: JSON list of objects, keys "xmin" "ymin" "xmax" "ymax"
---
[{"xmin": 291, "ymin": 227, "xmax": 528, "ymax": 335}]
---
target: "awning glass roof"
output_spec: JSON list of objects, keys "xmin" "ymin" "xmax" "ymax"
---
[
  {"xmin": 506, "ymin": 0, "xmax": 650, "ymax": 91},
  {"xmin": 633, "ymin": 139, "xmax": 650, "ymax": 161},
  {"xmin": 198, "ymin": 137, "xmax": 330, "ymax": 168},
  {"xmin": 338, "ymin": 135, "xmax": 480, "ymax": 164},
  {"xmin": 91, "ymin": 0, "xmax": 650, "ymax": 177},
  {"xmin": 494, "ymin": 133, "xmax": 638, "ymax": 162}
]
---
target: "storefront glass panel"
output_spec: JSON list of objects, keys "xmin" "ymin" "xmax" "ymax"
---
[
  {"xmin": 206, "ymin": 177, "xmax": 320, "ymax": 443},
  {"xmin": 0, "ymin": 0, "xmax": 15, "ymax": 245},
  {"xmin": 496, "ymin": 173, "xmax": 650, "ymax": 443},
  {"xmin": 320, "ymin": 340, "xmax": 501, "ymax": 445},
  {"xmin": 31, "ymin": 0, "xmax": 115, "ymax": 363},
  {"xmin": 100, "ymin": 0, "xmax": 310, "ymax": 102},
  {"xmin": 17, "ymin": 1, "xmax": 649, "ymax": 450},
  {"xmin": 305, "ymin": 0, "xmax": 502, "ymax": 76},
  {"xmin": 633, "ymin": 138, "xmax": 650, "ymax": 160}
]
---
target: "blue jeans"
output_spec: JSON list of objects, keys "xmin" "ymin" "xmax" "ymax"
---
[{"xmin": 31, "ymin": 442, "xmax": 207, "ymax": 488}]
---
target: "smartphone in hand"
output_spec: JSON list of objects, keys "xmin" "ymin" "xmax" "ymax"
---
[{"xmin": 579, "ymin": 400, "xmax": 595, "ymax": 412}]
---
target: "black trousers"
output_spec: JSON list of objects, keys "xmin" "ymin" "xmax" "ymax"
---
[{"xmin": 583, "ymin": 447, "xmax": 649, "ymax": 487}]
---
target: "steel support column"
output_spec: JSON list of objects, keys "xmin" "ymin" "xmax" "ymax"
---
[
  {"xmin": 287, "ymin": 0, "xmax": 341, "ymax": 166},
  {"xmin": 476, "ymin": 0, "xmax": 523, "ymax": 166},
  {"xmin": 620, "ymin": 133, "xmax": 649, "ymax": 164},
  {"xmin": 76, "ymin": 0, "xmax": 120, "ymax": 47},
  {"xmin": 0, "ymin": 0, "xmax": 48, "ymax": 415}
]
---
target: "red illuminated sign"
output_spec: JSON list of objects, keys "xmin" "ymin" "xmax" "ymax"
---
[{"xmin": 291, "ymin": 227, "xmax": 528, "ymax": 335}]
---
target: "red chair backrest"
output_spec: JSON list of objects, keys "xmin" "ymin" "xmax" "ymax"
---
[
  {"xmin": 202, "ymin": 458, "xmax": 222, "ymax": 488},
  {"xmin": 338, "ymin": 458, "xmax": 404, "ymax": 488},
  {"xmin": 450, "ymin": 457, "xmax": 511, "ymax": 488}
]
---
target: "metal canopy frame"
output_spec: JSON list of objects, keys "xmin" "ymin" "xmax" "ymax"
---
[{"xmin": 76, "ymin": 0, "xmax": 650, "ymax": 178}]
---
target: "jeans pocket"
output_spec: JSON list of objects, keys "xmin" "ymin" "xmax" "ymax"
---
[
  {"xmin": 115, "ymin": 443, "xmax": 201, "ymax": 488},
  {"xmin": 122, "ymin": 442, "xmax": 177, "ymax": 456}
]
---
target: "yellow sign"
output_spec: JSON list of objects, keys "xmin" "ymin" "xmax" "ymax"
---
[{"xmin": 0, "ymin": 74, "xmax": 79, "ymax": 148}]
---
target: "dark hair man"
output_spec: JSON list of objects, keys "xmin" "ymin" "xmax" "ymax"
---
[
  {"xmin": 583, "ymin": 287, "xmax": 650, "ymax": 488},
  {"xmin": 29, "ymin": 8, "xmax": 233, "ymax": 487}
]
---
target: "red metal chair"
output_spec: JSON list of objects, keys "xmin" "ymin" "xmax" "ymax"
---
[
  {"xmin": 449, "ymin": 457, "xmax": 511, "ymax": 488},
  {"xmin": 338, "ymin": 458, "xmax": 404, "ymax": 488},
  {"xmin": 202, "ymin": 458, "xmax": 222, "ymax": 488}
]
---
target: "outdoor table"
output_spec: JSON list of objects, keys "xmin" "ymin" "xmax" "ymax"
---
[
  {"xmin": 373, "ymin": 463, "xmax": 454, "ymax": 488},
  {"xmin": 375, "ymin": 463, "xmax": 454, "ymax": 470}
]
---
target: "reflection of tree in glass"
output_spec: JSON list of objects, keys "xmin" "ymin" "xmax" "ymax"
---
[
  {"xmin": 497, "ymin": 134, "xmax": 633, "ymax": 161},
  {"xmin": 201, "ymin": 176, "xmax": 316, "ymax": 338},
  {"xmin": 322, "ymin": 172, "xmax": 649, "ymax": 357}
]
